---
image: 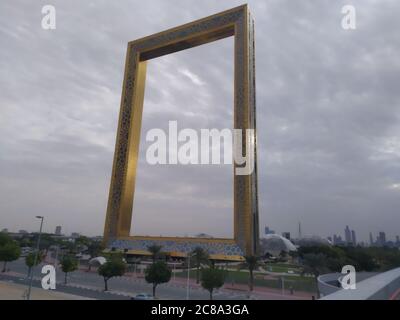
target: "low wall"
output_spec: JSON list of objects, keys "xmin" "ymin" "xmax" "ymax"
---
[{"xmin": 320, "ymin": 268, "xmax": 400, "ymax": 300}]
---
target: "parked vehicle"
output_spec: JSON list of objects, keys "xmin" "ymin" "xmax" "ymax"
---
[{"xmin": 131, "ymin": 293, "xmax": 154, "ymax": 300}]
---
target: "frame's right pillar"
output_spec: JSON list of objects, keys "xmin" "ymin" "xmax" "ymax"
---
[{"xmin": 234, "ymin": 7, "xmax": 259, "ymax": 256}]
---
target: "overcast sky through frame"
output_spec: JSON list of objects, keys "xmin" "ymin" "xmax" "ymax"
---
[
  {"xmin": 131, "ymin": 37, "xmax": 234, "ymax": 238},
  {"xmin": 0, "ymin": 0, "xmax": 399, "ymax": 242}
]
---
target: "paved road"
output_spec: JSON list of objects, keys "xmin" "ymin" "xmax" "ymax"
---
[
  {"xmin": 0, "ymin": 280, "xmax": 94, "ymax": 300},
  {"xmin": 0, "ymin": 275, "xmax": 130, "ymax": 300},
  {"xmin": 3, "ymin": 259, "xmax": 253, "ymax": 300}
]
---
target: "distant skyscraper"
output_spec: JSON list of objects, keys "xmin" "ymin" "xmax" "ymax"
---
[
  {"xmin": 378, "ymin": 232, "xmax": 386, "ymax": 246},
  {"xmin": 333, "ymin": 234, "xmax": 344, "ymax": 245},
  {"xmin": 71, "ymin": 232, "xmax": 80, "ymax": 239},
  {"xmin": 55, "ymin": 226, "xmax": 62, "ymax": 235},
  {"xmin": 282, "ymin": 232, "xmax": 291, "ymax": 240},
  {"xmin": 298, "ymin": 222, "xmax": 302, "ymax": 239},
  {"xmin": 345, "ymin": 225, "xmax": 352, "ymax": 244},
  {"xmin": 396, "ymin": 236, "xmax": 400, "ymax": 244},
  {"xmin": 351, "ymin": 230, "xmax": 357, "ymax": 246},
  {"xmin": 264, "ymin": 226, "xmax": 275, "ymax": 235},
  {"xmin": 369, "ymin": 232, "xmax": 374, "ymax": 246}
]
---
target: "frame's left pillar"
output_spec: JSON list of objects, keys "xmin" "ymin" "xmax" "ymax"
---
[{"xmin": 103, "ymin": 45, "xmax": 147, "ymax": 246}]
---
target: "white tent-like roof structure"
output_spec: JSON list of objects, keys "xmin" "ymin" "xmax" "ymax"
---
[
  {"xmin": 89, "ymin": 256, "xmax": 107, "ymax": 266},
  {"xmin": 260, "ymin": 234, "xmax": 297, "ymax": 256}
]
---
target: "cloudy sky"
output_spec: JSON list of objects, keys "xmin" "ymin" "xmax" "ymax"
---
[{"xmin": 0, "ymin": 0, "xmax": 399, "ymax": 242}]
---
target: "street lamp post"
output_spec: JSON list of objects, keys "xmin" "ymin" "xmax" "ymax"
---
[
  {"xmin": 26, "ymin": 216, "xmax": 44, "ymax": 300},
  {"xmin": 186, "ymin": 253, "xmax": 191, "ymax": 300},
  {"xmin": 54, "ymin": 245, "xmax": 59, "ymax": 270},
  {"xmin": 186, "ymin": 252, "xmax": 196, "ymax": 300}
]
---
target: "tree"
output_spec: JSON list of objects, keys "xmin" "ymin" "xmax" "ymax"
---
[
  {"xmin": 98, "ymin": 258, "xmax": 126, "ymax": 291},
  {"xmin": 73, "ymin": 235, "xmax": 91, "ymax": 254},
  {"xmin": 0, "ymin": 241, "xmax": 21, "ymax": 272},
  {"xmin": 75, "ymin": 236, "xmax": 90, "ymax": 247},
  {"xmin": 147, "ymin": 244, "xmax": 163, "ymax": 263},
  {"xmin": 279, "ymin": 250, "xmax": 288, "ymax": 262},
  {"xmin": 239, "ymin": 255, "xmax": 261, "ymax": 291},
  {"xmin": 301, "ymin": 253, "xmax": 329, "ymax": 298},
  {"xmin": 0, "ymin": 232, "xmax": 12, "ymax": 246},
  {"xmin": 239, "ymin": 256, "xmax": 261, "ymax": 291},
  {"xmin": 86, "ymin": 241, "xmax": 104, "ymax": 271},
  {"xmin": 288, "ymin": 250, "xmax": 299, "ymax": 261},
  {"xmin": 18, "ymin": 237, "xmax": 33, "ymax": 248},
  {"xmin": 25, "ymin": 251, "xmax": 43, "ymax": 277},
  {"xmin": 264, "ymin": 252, "xmax": 273, "ymax": 260},
  {"xmin": 341, "ymin": 247, "xmax": 378, "ymax": 271},
  {"xmin": 31, "ymin": 233, "xmax": 55, "ymax": 255},
  {"xmin": 200, "ymin": 267, "xmax": 226, "ymax": 300},
  {"xmin": 61, "ymin": 255, "xmax": 78, "ymax": 284},
  {"xmin": 87, "ymin": 241, "xmax": 104, "ymax": 258},
  {"xmin": 190, "ymin": 247, "xmax": 209, "ymax": 284},
  {"xmin": 145, "ymin": 261, "xmax": 171, "ymax": 297}
]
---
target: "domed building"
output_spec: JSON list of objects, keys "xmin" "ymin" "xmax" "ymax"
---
[
  {"xmin": 294, "ymin": 235, "xmax": 332, "ymax": 247},
  {"xmin": 260, "ymin": 234, "xmax": 297, "ymax": 257}
]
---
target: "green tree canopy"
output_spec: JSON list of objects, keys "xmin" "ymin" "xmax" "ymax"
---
[
  {"xmin": 0, "ymin": 240, "xmax": 21, "ymax": 272},
  {"xmin": 98, "ymin": 258, "xmax": 126, "ymax": 291},
  {"xmin": 301, "ymin": 253, "xmax": 329, "ymax": 298},
  {"xmin": 200, "ymin": 267, "xmax": 226, "ymax": 300},
  {"xmin": 29, "ymin": 233, "xmax": 55, "ymax": 253},
  {"xmin": 61, "ymin": 255, "xmax": 78, "ymax": 284},
  {"xmin": 87, "ymin": 241, "xmax": 104, "ymax": 258},
  {"xmin": 18, "ymin": 237, "xmax": 33, "ymax": 248},
  {"xmin": 0, "ymin": 232, "xmax": 12, "ymax": 246},
  {"xmin": 25, "ymin": 251, "xmax": 43, "ymax": 276},
  {"xmin": 75, "ymin": 236, "xmax": 90, "ymax": 247},
  {"xmin": 298, "ymin": 245, "xmax": 386, "ymax": 272},
  {"xmin": 145, "ymin": 261, "xmax": 171, "ymax": 297}
]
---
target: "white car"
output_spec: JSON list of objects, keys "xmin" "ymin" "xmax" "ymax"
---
[{"xmin": 131, "ymin": 293, "xmax": 154, "ymax": 300}]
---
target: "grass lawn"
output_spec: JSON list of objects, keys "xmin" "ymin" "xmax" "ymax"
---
[
  {"xmin": 264, "ymin": 263, "xmax": 302, "ymax": 274},
  {"xmin": 175, "ymin": 269, "xmax": 317, "ymax": 293}
]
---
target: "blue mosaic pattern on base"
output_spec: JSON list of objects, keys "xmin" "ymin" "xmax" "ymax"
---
[{"xmin": 110, "ymin": 239, "xmax": 244, "ymax": 256}]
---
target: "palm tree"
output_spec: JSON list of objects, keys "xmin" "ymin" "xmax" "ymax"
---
[
  {"xmin": 288, "ymin": 250, "xmax": 299, "ymax": 263},
  {"xmin": 279, "ymin": 250, "xmax": 288, "ymax": 262},
  {"xmin": 147, "ymin": 244, "xmax": 162, "ymax": 263},
  {"xmin": 239, "ymin": 255, "xmax": 262, "ymax": 291},
  {"xmin": 190, "ymin": 247, "xmax": 209, "ymax": 284},
  {"xmin": 301, "ymin": 253, "xmax": 328, "ymax": 299}
]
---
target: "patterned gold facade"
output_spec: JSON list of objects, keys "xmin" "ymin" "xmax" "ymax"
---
[{"xmin": 103, "ymin": 5, "xmax": 259, "ymax": 259}]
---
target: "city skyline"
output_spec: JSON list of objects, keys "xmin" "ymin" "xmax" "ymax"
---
[{"xmin": 2, "ymin": 222, "xmax": 399, "ymax": 246}]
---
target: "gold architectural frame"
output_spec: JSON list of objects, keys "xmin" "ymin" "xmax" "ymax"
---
[{"xmin": 103, "ymin": 4, "xmax": 259, "ymax": 257}]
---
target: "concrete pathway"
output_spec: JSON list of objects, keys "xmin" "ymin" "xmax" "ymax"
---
[{"xmin": 0, "ymin": 280, "xmax": 93, "ymax": 300}]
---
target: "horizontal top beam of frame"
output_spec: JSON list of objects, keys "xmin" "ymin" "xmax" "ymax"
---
[
  {"xmin": 128, "ymin": 4, "xmax": 248, "ymax": 61},
  {"xmin": 139, "ymin": 25, "xmax": 234, "ymax": 61}
]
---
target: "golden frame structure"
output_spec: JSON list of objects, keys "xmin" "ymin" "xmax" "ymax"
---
[{"xmin": 103, "ymin": 5, "xmax": 259, "ymax": 259}]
